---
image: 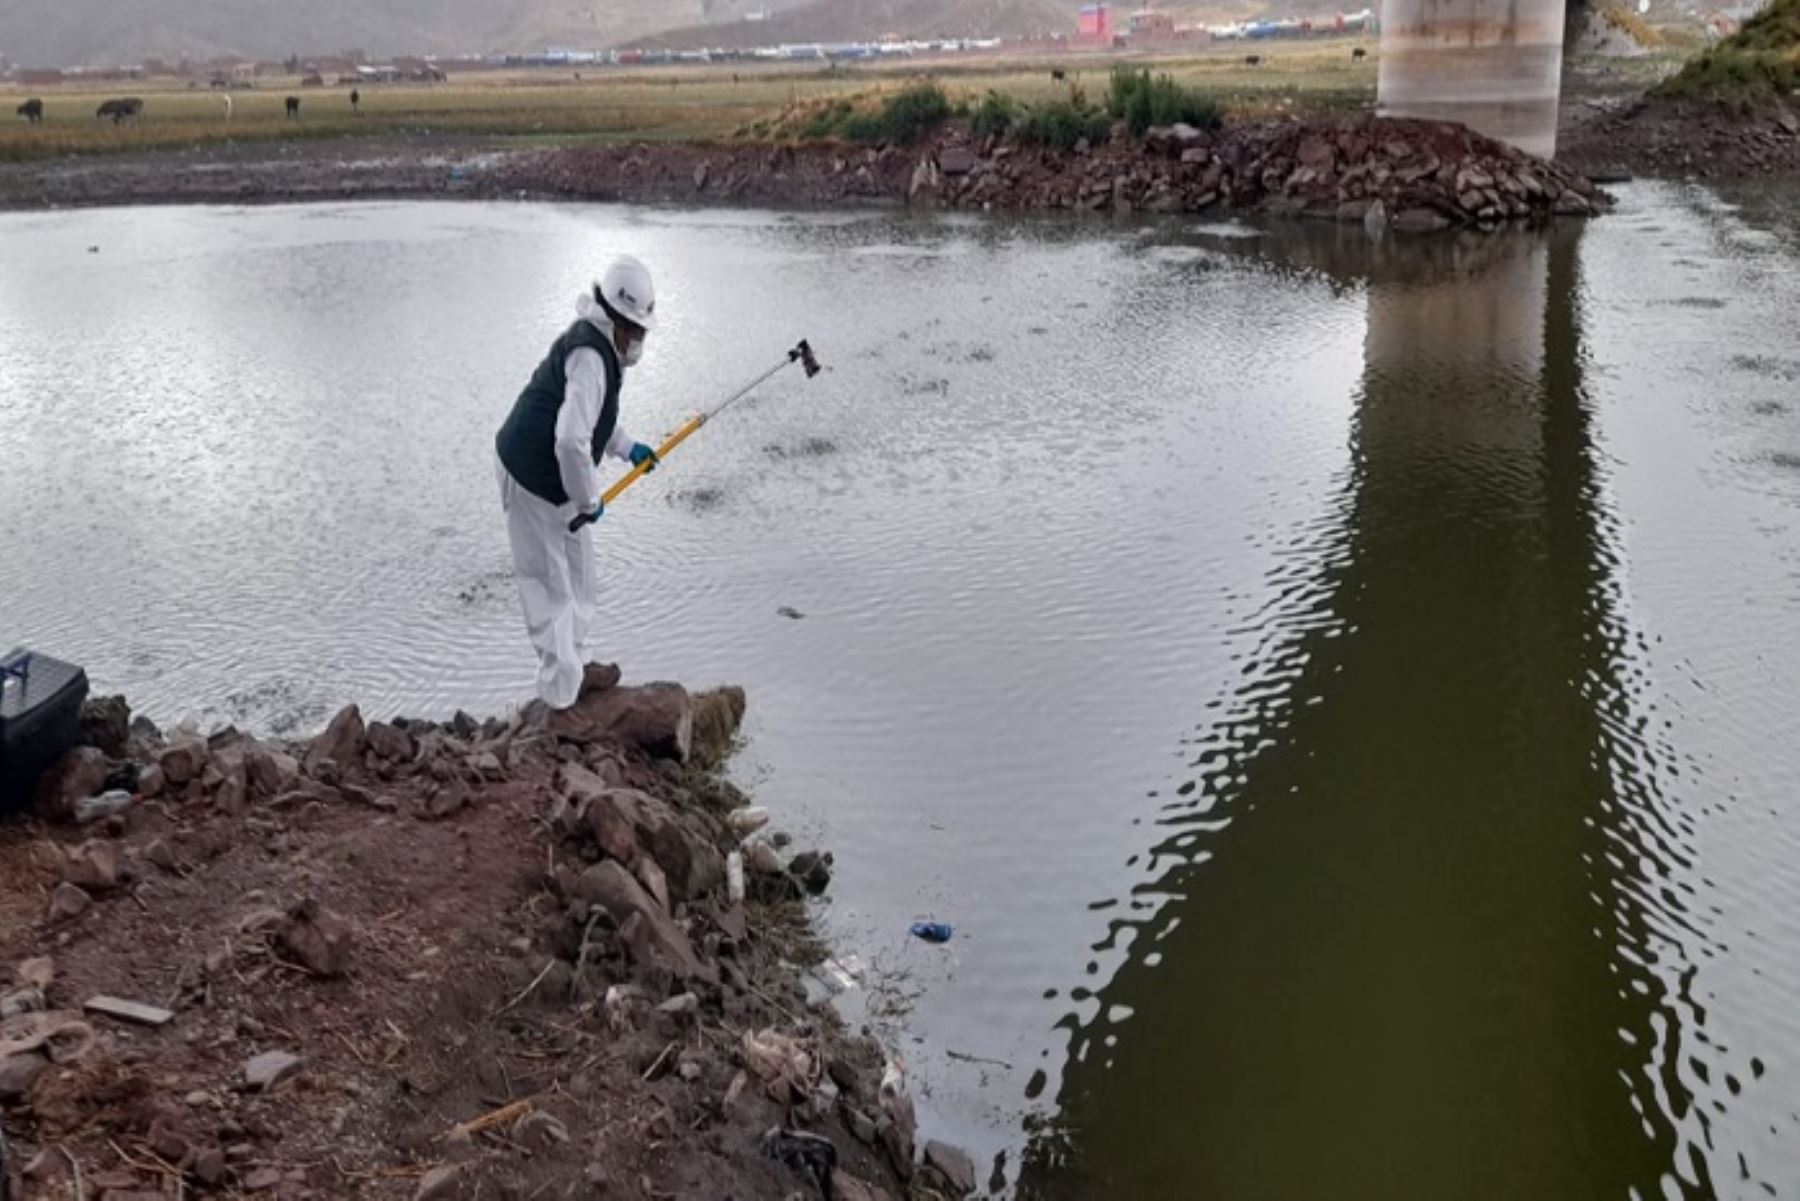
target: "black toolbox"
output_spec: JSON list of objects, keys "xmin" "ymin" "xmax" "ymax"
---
[{"xmin": 0, "ymin": 648, "xmax": 90, "ymax": 815}]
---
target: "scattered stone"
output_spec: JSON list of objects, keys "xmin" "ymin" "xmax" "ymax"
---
[
  {"xmin": 46, "ymin": 881, "xmax": 92, "ymax": 923},
  {"xmin": 84, "ymin": 995, "xmax": 175, "ymax": 1026},
  {"xmin": 847, "ymin": 1107, "xmax": 878, "ymax": 1145},
  {"xmin": 745, "ymin": 842, "xmax": 784, "ymax": 876},
  {"xmin": 832, "ymin": 1171, "xmax": 896, "ymax": 1201},
  {"xmin": 418, "ymin": 781, "xmax": 464, "ymax": 820},
  {"xmin": 137, "ymin": 762, "xmax": 165, "ymax": 798},
  {"xmin": 414, "ymin": 1164, "xmax": 463, "ymax": 1201},
  {"xmin": 924, "ymin": 1140, "xmax": 978, "ymax": 1195},
  {"xmin": 0, "ymin": 1050, "xmax": 49, "ymax": 1098},
  {"xmin": 789, "ymin": 850, "xmax": 833, "ymax": 895},
  {"xmin": 571, "ymin": 861, "xmax": 708, "ymax": 981},
  {"xmin": 515, "ymin": 1109, "xmax": 570, "ymax": 1149},
  {"xmin": 79, "ymin": 695, "xmax": 131, "ymax": 756},
  {"xmin": 61, "ymin": 839, "xmax": 121, "ymax": 891},
  {"xmin": 278, "ymin": 899, "xmax": 352, "ymax": 977},
  {"xmin": 244, "ymin": 1049, "xmax": 302, "ymax": 1091},
  {"xmin": 559, "ymin": 683, "xmax": 695, "ymax": 761},
  {"xmin": 365, "ymin": 720, "xmax": 414, "ymax": 762},
  {"xmin": 33, "ymin": 746, "xmax": 108, "ymax": 822},
  {"xmin": 657, "ymin": 992, "xmax": 699, "ymax": 1017},
  {"xmin": 939, "ymin": 147, "xmax": 977, "ymax": 176},
  {"xmin": 147, "ymin": 1118, "xmax": 192, "ymax": 1162},
  {"xmin": 636, "ymin": 855, "xmax": 671, "ymax": 912},
  {"xmin": 16, "ymin": 956, "xmax": 54, "ymax": 990},
  {"xmin": 159, "ymin": 736, "xmax": 210, "ymax": 786},
  {"xmin": 243, "ymin": 1166, "xmax": 284, "ymax": 1192},
  {"xmin": 192, "ymin": 1146, "xmax": 228, "ymax": 1186},
  {"xmin": 304, "ymin": 704, "xmax": 366, "ymax": 775},
  {"xmin": 245, "ymin": 748, "xmax": 298, "ymax": 799},
  {"xmin": 143, "ymin": 838, "xmax": 185, "ymax": 873}
]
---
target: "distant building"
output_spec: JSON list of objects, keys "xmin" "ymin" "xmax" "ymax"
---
[
  {"xmin": 1128, "ymin": 8, "xmax": 1177, "ymax": 40},
  {"xmin": 17, "ymin": 67, "xmax": 64, "ymax": 87},
  {"xmin": 1077, "ymin": 3, "xmax": 1113, "ymax": 41}
]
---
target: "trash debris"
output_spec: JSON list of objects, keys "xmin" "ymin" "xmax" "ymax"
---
[
  {"xmin": 82, "ymin": 995, "xmax": 173, "ymax": 1027},
  {"xmin": 761, "ymin": 1126, "xmax": 838, "ymax": 1198},
  {"xmin": 777, "ymin": 607, "xmax": 806, "ymax": 620},
  {"xmin": 742, "ymin": 1028, "xmax": 816, "ymax": 1103},
  {"xmin": 243, "ymin": 1049, "xmax": 302, "ymax": 1091},
  {"xmin": 0, "ymin": 989, "xmax": 45, "ymax": 1020},
  {"xmin": 73, "ymin": 789, "xmax": 133, "ymax": 825},
  {"xmin": 909, "ymin": 921, "xmax": 954, "ymax": 944},
  {"xmin": 726, "ymin": 851, "xmax": 746, "ymax": 905},
  {"xmin": 726, "ymin": 806, "xmax": 770, "ymax": 834}
]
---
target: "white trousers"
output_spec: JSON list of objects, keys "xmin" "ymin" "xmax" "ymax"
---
[{"xmin": 497, "ymin": 457, "xmax": 593, "ymax": 710}]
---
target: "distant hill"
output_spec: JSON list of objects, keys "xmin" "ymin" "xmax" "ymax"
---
[
  {"xmin": 0, "ymin": 0, "xmax": 809, "ymax": 69},
  {"xmin": 634, "ymin": 0, "xmax": 1078, "ymax": 50}
]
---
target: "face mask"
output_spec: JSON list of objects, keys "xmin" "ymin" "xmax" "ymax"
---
[{"xmin": 622, "ymin": 338, "xmax": 645, "ymax": 368}]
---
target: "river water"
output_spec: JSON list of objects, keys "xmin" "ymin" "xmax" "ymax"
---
[{"xmin": 3, "ymin": 191, "xmax": 1798, "ymax": 1199}]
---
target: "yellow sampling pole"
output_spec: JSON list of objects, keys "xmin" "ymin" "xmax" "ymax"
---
[{"xmin": 568, "ymin": 339, "xmax": 820, "ymax": 533}]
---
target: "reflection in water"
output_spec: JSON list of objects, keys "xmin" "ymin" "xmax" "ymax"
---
[{"xmin": 1022, "ymin": 225, "xmax": 1751, "ymax": 1198}]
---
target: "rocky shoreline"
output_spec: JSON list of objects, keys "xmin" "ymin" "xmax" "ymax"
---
[
  {"xmin": 0, "ymin": 674, "xmax": 952, "ymax": 1200},
  {"xmin": 0, "ymin": 114, "xmax": 1613, "ymax": 230},
  {"xmin": 514, "ymin": 115, "xmax": 1614, "ymax": 229}
]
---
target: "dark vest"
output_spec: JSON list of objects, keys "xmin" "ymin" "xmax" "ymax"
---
[{"xmin": 495, "ymin": 320, "xmax": 623, "ymax": 506}]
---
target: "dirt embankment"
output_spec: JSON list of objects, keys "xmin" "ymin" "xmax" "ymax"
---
[
  {"xmin": 0, "ymin": 115, "xmax": 1611, "ymax": 230},
  {"xmin": 1561, "ymin": 96, "xmax": 1800, "ymax": 179},
  {"xmin": 0, "ymin": 673, "xmax": 958, "ymax": 1201},
  {"xmin": 1561, "ymin": 0, "xmax": 1800, "ymax": 178}
]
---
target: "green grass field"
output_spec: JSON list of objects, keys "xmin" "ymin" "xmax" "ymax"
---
[{"xmin": 1, "ymin": 45, "xmax": 1384, "ymax": 163}]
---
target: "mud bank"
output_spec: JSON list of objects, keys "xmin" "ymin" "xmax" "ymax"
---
[
  {"xmin": 1561, "ymin": 97, "xmax": 1800, "ymax": 180},
  {"xmin": 0, "ymin": 675, "xmax": 950, "ymax": 1200},
  {"xmin": 0, "ymin": 116, "xmax": 1610, "ymax": 230}
]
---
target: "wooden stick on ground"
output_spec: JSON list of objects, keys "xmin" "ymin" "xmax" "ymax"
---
[{"xmin": 446, "ymin": 1099, "xmax": 533, "ymax": 1141}]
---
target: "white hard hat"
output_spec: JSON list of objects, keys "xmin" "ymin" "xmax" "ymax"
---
[{"xmin": 598, "ymin": 255, "xmax": 657, "ymax": 331}]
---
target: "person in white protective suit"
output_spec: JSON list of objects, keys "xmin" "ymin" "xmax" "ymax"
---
[{"xmin": 494, "ymin": 256, "xmax": 661, "ymax": 710}]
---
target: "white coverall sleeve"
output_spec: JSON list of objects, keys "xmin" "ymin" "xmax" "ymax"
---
[
  {"xmin": 604, "ymin": 425, "xmax": 639, "ymax": 463},
  {"xmin": 554, "ymin": 348, "xmax": 606, "ymax": 511}
]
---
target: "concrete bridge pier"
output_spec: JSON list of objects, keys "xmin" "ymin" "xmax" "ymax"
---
[{"xmin": 1377, "ymin": 0, "xmax": 1568, "ymax": 160}]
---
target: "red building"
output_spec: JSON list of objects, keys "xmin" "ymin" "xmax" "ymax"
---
[{"xmin": 1076, "ymin": 3, "xmax": 1112, "ymax": 41}]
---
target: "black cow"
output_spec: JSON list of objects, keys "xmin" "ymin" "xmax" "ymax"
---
[
  {"xmin": 96, "ymin": 97, "xmax": 144, "ymax": 123},
  {"xmin": 1352, "ymin": 46, "xmax": 1368, "ymax": 61},
  {"xmin": 16, "ymin": 98, "xmax": 44, "ymax": 123},
  {"xmin": 1244, "ymin": 54, "xmax": 1263, "ymax": 66},
  {"xmin": 350, "ymin": 88, "xmax": 362, "ymax": 114},
  {"xmin": 285, "ymin": 96, "xmax": 301, "ymax": 119},
  {"xmin": 1051, "ymin": 67, "xmax": 1067, "ymax": 81}
]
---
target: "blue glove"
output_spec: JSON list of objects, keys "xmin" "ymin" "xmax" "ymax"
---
[
  {"xmin": 567, "ymin": 501, "xmax": 604, "ymax": 533},
  {"xmin": 629, "ymin": 443, "xmax": 659, "ymax": 472}
]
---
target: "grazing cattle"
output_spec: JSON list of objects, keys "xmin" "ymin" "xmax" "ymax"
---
[
  {"xmin": 16, "ymin": 98, "xmax": 44, "ymax": 124},
  {"xmin": 96, "ymin": 97, "xmax": 144, "ymax": 123},
  {"xmin": 1051, "ymin": 68, "xmax": 1067, "ymax": 81},
  {"xmin": 350, "ymin": 88, "xmax": 361, "ymax": 114},
  {"xmin": 1352, "ymin": 46, "xmax": 1368, "ymax": 61},
  {"xmin": 285, "ymin": 96, "xmax": 301, "ymax": 119},
  {"xmin": 1244, "ymin": 54, "xmax": 1263, "ymax": 66}
]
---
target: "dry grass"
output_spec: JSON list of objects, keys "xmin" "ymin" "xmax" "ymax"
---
[{"xmin": 1, "ymin": 44, "xmax": 1379, "ymax": 163}]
